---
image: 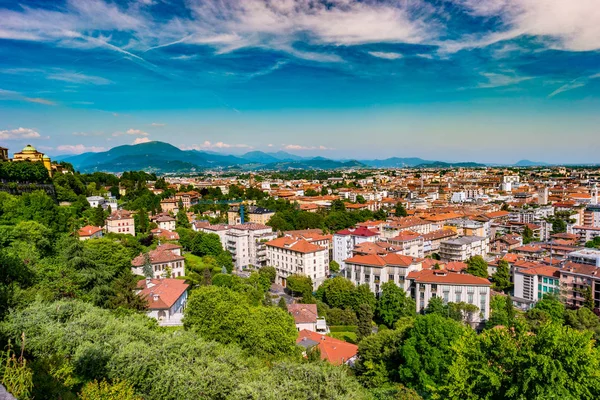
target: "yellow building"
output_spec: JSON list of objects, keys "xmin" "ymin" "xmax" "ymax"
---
[{"xmin": 11, "ymin": 144, "xmax": 53, "ymax": 175}]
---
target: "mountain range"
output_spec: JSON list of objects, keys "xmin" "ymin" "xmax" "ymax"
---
[{"xmin": 55, "ymin": 141, "xmax": 500, "ymax": 173}]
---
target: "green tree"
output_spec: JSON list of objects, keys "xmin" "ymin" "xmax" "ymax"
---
[
  {"xmin": 424, "ymin": 297, "xmax": 445, "ymax": 315},
  {"xmin": 522, "ymin": 225, "xmax": 534, "ymax": 244},
  {"xmin": 278, "ymin": 297, "xmax": 288, "ymax": 310},
  {"xmin": 176, "ymin": 208, "xmax": 190, "ymax": 229},
  {"xmin": 79, "ymin": 379, "xmax": 142, "ymax": 400},
  {"xmin": 286, "ymin": 274, "xmax": 313, "ymax": 298},
  {"xmin": 492, "ymin": 259, "xmax": 511, "ymax": 292},
  {"xmin": 91, "ymin": 204, "xmax": 106, "ymax": 227},
  {"xmin": 316, "ymin": 276, "xmax": 356, "ymax": 309},
  {"xmin": 356, "ymin": 195, "xmax": 366, "ymax": 204},
  {"xmin": 465, "ymin": 255, "xmax": 489, "ymax": 278},
  {"xmin": 258, "ymin": 266, "xmax": 277, "ymax": 284},
  {"xmin": 134, "ymin": 209, "xmax": 149, "ymax": 234},
  {"xmin": 330, "ymin": 199, "xmax": 346, "ymax": 212},
  {"xmin": 583, "ymin": 285, "xmax": 595, "ymax": 310},
  {"xmin": 394, "ymin": 202, "xmax": 407, "ymax": 217},
  {"xmin": 329, "ymin": 260, "xmax": 340, "ymax": 274},
  {"xmin": 357, "ymin": 303, "xmax": 374, "ymax": 341},
  {"xmin": 377, "ymin": 282, "xmax": 416, "ymax": 328},
  {"xmin": 527, "ymin": 294, "xmax": 565, "ymax": 325},
  {"xmin": 304, "ymin": 188, "xmax": 318, "ymax": 196}
]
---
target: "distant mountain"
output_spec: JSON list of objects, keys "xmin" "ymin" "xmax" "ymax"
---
[
  {"xmin": 415, "ymin": 161, "xmax": 487, "ymax": 168},
  {"xmin": 263, "ymin": 159, "xmax": 366, "ymax": 170},
  {"xmin": 514, "ymin": 159, "xmax": 549, "ymax": 167},
  {"xmin": 240, "ymin": 151, "xmax": 280, "ymax": 164},
  {"xmin": 269, "ymin": 151, "xmax": 305, "ymax": 161},
  {"xmin": 360, "ymin": 157, "xmax": 433, "ymax": 168}
]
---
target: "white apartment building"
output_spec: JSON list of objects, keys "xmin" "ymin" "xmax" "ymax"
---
[
  {"xmin": 344, "ymin": 253, "xmax": 422, "ymax": 294},
  {"xmin": 105, "ymin": 210, "xmax": 135, "ymax": 236},
  {"xmin": 407, "ymin": 269, "xmax": 492, "ymax": 324},
  {"xmin": 569, "ymin": 226, "xmax": 600, "ymax": 245},
  {"xmin": 266, "ymin": 237, "xmax": 329, "ymax": 289},
  {"xmin": 451, "ymin": 192, "xmax": 467, "ymax": 203},
  {"xmin": 513, "ymin": 265, "xmax": 561, "ymax": 311},
  {"xmin": 439, "ymin": 236, "xmax": 489, "ymax": 262},
  {"xmin": 333, "ymin": 226, "xmax": 380, "ymax": 270},
  {"xmin": 224, "ymin": 224, "xmax": 277, "ymax": 270},
  {"xmin": 387, "ymin": 232, "xmax": 424, "ymax": 258}
]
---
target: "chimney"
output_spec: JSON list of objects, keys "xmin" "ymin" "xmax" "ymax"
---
[{"xmin": 153, "ymin": 294, "xmax": 159, "ymax": 301}]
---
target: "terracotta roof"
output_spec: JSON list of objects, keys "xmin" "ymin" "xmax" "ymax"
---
[
  {"xmin": 514, "ymin": 245, "xmax": 546, "ymax": 253},
  {"xmin": 335, "ymin": 226, "xmax": 379, "ymax": 237},
  {"xmin": 516, "ymin": 265, "xmax": 560, "ymax": 278},
  {"xmin": 151, "ymin": 228, "xmax": 180, "ymax": 240},
  {"xmin": 131, "ymin": 246, "xmax": 183, "ymax": 267},
  {"xmin": 78, "ymin": 225, "xmax": 103, "ymax": 237},
  {"xmin": 445, "ymin": 261, "xmax": 468, "ymax": 272},
  {"xmin": 485, "ymin": 210, "xmax": 510, "ymax": 219},
  {"xmin": 231, "ymin": 223, "xmax": 271, "ymax": 231},
  {"xmin": 297, "ymin": 330, "xmax": 358, "ymax": 366},
  {"xmin": 421, "ymin": 229, "xmax": 457, "ymax": 241},
  {"xmin": 502, "ymin": 253, "xmax": 521, "ymax": 263},
  {"xmin": 266, "ymin": 237, "xmax": 325, "ymax": 254},
  {"xmin": 389, "ymin": 232, "xmax": 422, "ymax": 242},
  {"xmin": 353, "ymin": 241, "xmax": 403, "ymax": 256},
  {"xmin": 106, "ymin": 210, "xmax": 133, "ymax": 220},
  {"xmin": 407, "ymin": 269, "xmax": 491, "ymax": 286},
  {"xmin": 137, "ymin": 278, "xmax": 189, "ymax": 310},
  {"xmin": 155, "ymin": 215, "xmax": 176, "ymax": 222},
  {"xmin": 561, "ymin": 261, "xmax": 600, "ymax": 277},
  {"xmin": 345, "ymin": 253, "xmax": 417, "ymax": 268},
  {"xmin": 287, "ymin": 304, "xmax": 318, "ymax": 324}
]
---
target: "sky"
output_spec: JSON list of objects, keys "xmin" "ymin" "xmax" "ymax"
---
[{"xmin": 0, "ymin": 0, "xmax": 599, "ymax": 164}]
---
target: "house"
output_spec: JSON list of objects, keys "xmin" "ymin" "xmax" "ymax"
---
[
  {"xmin": 151, "ymin": 228, "xmax": 179, "ymax": 241},
  {"xmin": 227, "ymin": 206, "xmax": 275, "ymax": 225},
  {"xmin": 175, "ymin": 191, "xmax": 200, "ymax": 209},
  {"xmin": 266, "ymin": 236, "xmax": 329, "ymax": 289},
  {"xmin": 160, "ymin": 198, "xmax": 179, "ymax": 214},
  {"xmin": 137, "ymin": 278, "xmax": 189, "ymax": 326},
  {"xmin": 77, "ymin": 225, "xmax": 103, "ymax": 240},
  {"xmin": 287, "ymin": 304, "xmax": 328, "ymax": 333},
  {"xmin": 333, "ymin": 226, "xmax": 380, "ymax": 270},
  {"xmin": 105, "ymin": 210, "xmax": 135, "ymax": 235},
  {"xmin": 512, "ymin": 264, "xmax": 561, "ymax": 311},
  {"xmin": 344, "ymin": 253, "xmax": 422, "ymax": 293},
  {"xmin": 155, "ymin": 215, "xmax": 176, "ymax": 231},
  {"xmin": 131, "ymin": 244, "xmax": 185, "ymax": 279},
  {"xmin": 439, "ymin": 236, "xmax": 489, "ymax": 262},
  {"xmin": 407, "ymin": 269, "xmax": 492, "ymax": 324},
  {"xmin": 296, "ymin": 330, "xmax": 358, "ymax": 366}
]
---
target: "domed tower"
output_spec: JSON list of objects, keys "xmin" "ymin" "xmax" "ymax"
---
[{"xmin": 42, "ymin": 154, "xmax": 52, "ymax": 176}]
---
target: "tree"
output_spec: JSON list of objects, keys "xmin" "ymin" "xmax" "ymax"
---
[
  {"xmin": 394, "ymin": 202, "xmax": 407, "ymax": 217},
  {"xmin": 424, "ymin": 297, "xmax": 445, "ymax": 315},
  {"xmin": 176, "ymin": 208, "xmax": 190, "ymax": 229},
  {"xmin": 357, "ymin": 303, "xmax": 374, "ymax": 341},
  {"xmin": 377, "ymin": 282, "xmax": 416, "ymax": 328},
  {"xmin": 356, "ymin": 195, "xmax": 366, "ymax": 204},
  {"xmin": 259, "ymin": 266, "xmax": 277, "ymax": 284},
  {"xmin": 583, "ymin": 285, "xmax": 595, "ymax": 310},
  {"xmin": 465, "ymin": 255, "xmax": 488, "ymax": 278},
  {"xmin": 528, "ymin": 294, "xmax": 565, "ymax": 324},
  {"xmin": 492, "ymin": 259, "xmax": 511, "ymax": 292},
  {"xmin": 551, "ymin": 217, "xmax": 567, "ymax": 234},
  {"xmin": 304, "ymin": 188, "xmax": 318, "ymax": 196},
  {"xmin": 315, "ymin": 276, "xmax": 356, "ymax": 309},
  {"xmin": 106, "ymin": 271, "xmax": 148, "ymax": 311},
  {"xmin": 134, "ymin": 209, "xmax": 149, "ymax": 234},
  {"xmin": 141, "ymin": 253, "xmax": 153, "ymax": 278},
  {"xmin": 330, "ymin": 199, "xmax": 346, "ymax": 212},
  {"xmin": 286, "ymin": 274, "xmax": 313, "ymax": 298},
  {"xmin": 373, "ymin": 208, "xmax": 387, "ymax": 221},
  {"xmin": 278, "ymin": 297, "xmax": 288, "ymax": 310},
  {"xmin": 328, "ymin": 260, "xmax": 341, "ymax": 274},
  {"xmin": 91, "ymin": 204, "xmax": 106, "ymax": 227},
  {"xmin": 79, "ymin": 379, "xmax": 142, "ymax": 400},
  {"xmin": 522, "ymin": 225, "xmax": 534, "ymax": 244},
  {"xmin": 565, "ymin": 307, "xmax": 600, "ymax": 341}
]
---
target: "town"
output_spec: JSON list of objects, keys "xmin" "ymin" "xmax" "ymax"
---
[{"xmin": 1, "ymin": 142, "xmax": 600, "ymax": 399}]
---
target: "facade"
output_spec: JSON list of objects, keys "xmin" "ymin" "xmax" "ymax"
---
[
  {"xmin": 160, "ymin": 199, "xmax": 179, "ymax": 214},
  {"xmin": 175, "ymin": 191, "xmax": 200, "ymax": 209},
  {"xmin": 155, "ymin": 215, "xmax": 176, "ymax": 231},
  {"xmin": 407, "ymin": 269, "xmax": 492, "ymax": 324},
  {"xmin": 77, "ymin": 225, "xmax": 103, "ymax": 240},
  {"xmin": 266, "ymin": 236, "xmax": 329, "ymax": 289},
  {"xmin": 512, "ymin": 265, "xmax": 561, "ymax": 310},
  {"xmin": 583, "ymin": 204, "xmax": 600, "ymax": 227},
  {"xmin": 287, "ymin": 304, "xmax": 328, "ymax": 333},
  {"xmin": 228, "ymin": 206, "xmax": 275, "ymax": 225},
  {"xmin": 131, "ymin": 244, "xmax": 185, "ymax": 279},
  {"xmin": 333, "ymin": 226, "xmax": 380, "ymax": 269},
  {"xmin": 439, "ymin": 236, "xmax": 489, "ymax": 262},
  {"xmin": 560, "ymin": 261, "xmax": 600, "ymax": 309},
  {"xmin": 105, "ymin": 210, "xmax": 135, "ymax": 235},
  {"xmin": 136, "ymin": 278, "xmax": 189, "ymax": 326},
  {"xmin": 387, "ymin": 232, "xmax": 424, "ymax": 258},
  {"xmin": 11, "ymin": 144, "xmax": 52, "ymax": 175},
  {"xmin": 344, "ymin": 253, "xmax": 422, "ymax": 294},
  {"xmin": 224, "ymin": 224, "xmax": 276, "ymax": 270}
]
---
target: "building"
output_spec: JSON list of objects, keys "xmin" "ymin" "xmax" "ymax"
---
[
  {"xmin": 10, "ymin": 144, "xmax": 52, "ymax": 175},
  {"xmin": 566, "ymin": 249, "xmax": 600, "ymax": 267},
  {"xmin": 583, "ymin": 204, "xmax": 600, "ymax": 228},
  {"xmin": 0, "ymin": 146, "xmax": 8, "ymax": 161},
  {"xmin": 333, "ymin": 226, "xmax": 380, "ymax": 269},
  {"xmin": 343, "ymin": 253, "xmax": 422, "ymax": 294},
  {"xmin": 570, "ymin": 226, "xmax": 600, "ymax": 244},
  {"xmin": 560, "ymin": 261, "xmax": 600, "ymax": 309},
  {"xmin": 228, "ymin": 205, "xmax": 275, "ymax": 225},
  {"xmin": 287, "ymin": 304, "xmax": 328, "ymax": 333},
  {"xmin": 296, "ymin": 330, "xmax": 358, "ymax": 366},
  {"xmin": 136, "ymin": 278, "xmax": 189, "ymax": 326},
  {"xmin": 160, "ymin": 198, "xmax": 179, "ymax": 214},
  {"xmin": 86, "ymin": 196, "xmax": 105, "ymax": 208},
  {"xmin": 386, "ymin": 232, "xmax": 424, "ymax": 258},
  {"xmin": 77, "ymin": 225, "xmax": 103, "ymax": 240},
  {"xmin": 439, "ymin": 236, "xmax": 489, "ymax": 262},
  {"xmin": 131, "ymin": 244, "xmax": 185, "ymax": 279},
  {"xmin": 224, "ymin": 224, "xmax": 277, "ymax": 270},
  {"xmin": 175, "ymin": 191, "xmax": 200, "ymax": 209},
  {"xmin": 407, "ymin": 269, "xmax": 492, "ymax": 324},
  {"xmin": 266, "ymin": 236, "xmax": 329, "ymax": 289},
  {"xmin": 105, "ymin": 210, "xmax": 135, "ymax": 235},
  {"xmin": 421, "ymin": 229, "xmax": 458, "ymax": 255},
  {"xmin": 155, "ymin": 215, "xmax": 176, "ymax": 231},
  {"xmin": 512, "ymin": 264, "xmax": 561, "ymax": 310},
  {"xmin": 151, "ymin": 228, "xmax": 180, "ymax": 241}
]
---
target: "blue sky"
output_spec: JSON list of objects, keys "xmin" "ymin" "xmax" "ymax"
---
[{"xmin": 0, "ymin": 0, "xmax": 599, "ymax": 163}]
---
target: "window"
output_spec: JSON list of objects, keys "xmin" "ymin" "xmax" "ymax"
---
[
  {"xmin": 543, "ymin": 277, "xmax": 548, "ymax": 284},
  {"xmin": 364, "ymin": 274, "xmax": 370, "ymax": 282},
  {"xmin": 431, "ymin": 284, "xmax": 438, "ymax": 291},
  {"xmin": 480, "ymin": 297, "xmax": 486, "ymax": 313},
  {"xmin": 455, "ymin": 291, "xmax": 461, "ymax": 302},
  {"xmin": 468, "ymin": 293, "xmax": 474, "ymax": 304},
  {"xmin": 389, "ymin": 274, "xmax": 394, "ymax": 282},
  {"xmin": 443, "ymin": 291, "xmax": 449, "ymax": 304}
]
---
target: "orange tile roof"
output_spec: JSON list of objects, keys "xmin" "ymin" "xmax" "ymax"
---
[
  {"xmin": 265, "ymin": 237, "xmax": 325, "ymax": 253},
  {"xmin": 287, "ymin": 304, "xmax": 318, "ymax": 324},
  {"xmin": 137, "ymin": 278, "xmax": 189, "ymax": 309},
  {"xmin": 345, "ymin": 253, "xmax": 417, "ymax": 268},
  {"xmin": 407, "ymin": 269, "xmax": 491, "ymax": 285},
  {"xmin": 517, "ymin": 265, "xmax": 560, "ymax": 278},
  {"xmin": 297, "ymin": 330, "xmax": 358, "ymax": 366},
  {"xmin": 78, "ymin": 225, "xmax": 103, "ymax": 237}
]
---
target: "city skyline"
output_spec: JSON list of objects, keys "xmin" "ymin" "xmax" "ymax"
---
[{"xmin": 1, "ymin": 0, "xmax": 599, "ymax": 163}]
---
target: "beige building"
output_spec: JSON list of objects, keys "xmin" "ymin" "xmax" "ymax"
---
[
  {"xmin": 439, "ymin": 236, "xmax": 489, "ymax": 262},
  {"xmin": 105, "ymin": 210, "xmax": 135, "ymax": 236},
  {"xmin": 228, "ymin": 205, "xmax": 275, "ymax": 225},
  {"xmin": 344, "ymin": 253, "xmax": 422, "ymax": 294},
  {"xmin": 131, "ymin": 244, "xmax": 185, "ymax": 279},
  {"xmin": 10, "ymin": 144, "xmax": 52, "ymax": 175}
]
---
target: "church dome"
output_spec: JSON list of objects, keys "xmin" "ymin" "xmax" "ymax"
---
[{"xmin": 22, "ymin": 144, "xmax": 37, "ymax": 153}]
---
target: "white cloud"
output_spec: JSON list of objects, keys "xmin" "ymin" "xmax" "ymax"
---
[
  {"xmin": 477, "ymin": 71, "xmax": 532, "ymax": 88},
  {"xmin": 150, "ymin": 122, "xmax": 166, "ymax": 126},
  {"xmin": 284, "ymin": 144, "xmax": 331, "ymax": 151},
  {"xmin": 0, "ymin": 127, "xmax": 42, "ymax": 140},
  {"xmin": 56, "ymin": 144, "xmax": 105, "ymax": 153},
  {"xmin": 267, "ymin": 143, "xmax": 273, "ymax": 147},
  {"xmin": 47, "ymin": 72, "xmax": 113, "ymax": 85},
  {"xmin": 73, "ymin": 131, "xmax": 104, "ymax": 137},
  {"xmin": 126, "ymin": 128, "xmax": 149, "ymax": 136},
  {"xmin": 182, "ymin": 141, "xmax": 253, "ymax": 150},
  {"xmin": 133, "ymin": 137, "xmax": 151, "ymax": 144},
  {"xmin": 0, "ymin": 88, "xmax": 56, "ymax": 106},
  {"xmin": 368, "ymin": 51, "xmax": 403, "ymax": 60}
]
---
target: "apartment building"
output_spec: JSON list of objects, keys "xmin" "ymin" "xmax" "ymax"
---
[
  {"xmin": 382, "ymin": 217, "xmax": 433, "ymax": 238},
  {"xmin": 105, "ymin": 210, "xmax": 135, "ymax": 236},
  {"xmin": 387, "ymin": 232, "xmax": 424, "ymax": 258},
  {"xmin": 560, "ymin": 261, "xmax": 600, "ymax": 309},
  {"xmin": 174, "ymin": 191, "xmax": 200, "ymax": 209},
  {"xmin": 333, "ymin": 226, "xmax": 380, "ymax": 269},
  {"xmin": 343, "ymin": 253, "xmax": 422, "ymax": 294},
  {"xmin": 583, "ymin": 204, "xmax": 600, "ymax": 227},
  {"xmin": 407, "ymin": 269, "xmax": 491, "ymax": 324},
  {"xmin": 225, "ymin": 224, "xmax": 277, "ymax": 270},
  {"xmin": 421, "ymin": 229, "xmax": 458, "ymax": 255},
  {"xmin": 227, "ymin": 206, "xmax": 275, "ymax": 225},
  {"xmin": 513, "ymin": 264, "xmax": 561, "ymax": 310},
  {"xmin": 439, "ymin": 236, "xmax": 489, "ymax": 262},
  {"xmin": 266, "ymin": 237, "xmax": 329, "ymax": 289}
]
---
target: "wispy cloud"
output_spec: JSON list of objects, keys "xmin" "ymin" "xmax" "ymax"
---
[
  {"xmin": 150, "ymin": 122, "xmax": 166, "ymax": 127},
  {"xmin": 548, "ymin": 72, "xmax": 600, "ymax": 98},
  {"xmin": 477, "ymin": 72, "xmax": 532, "ymax": 89},
  {"xmin": 368, "ymin": 51, "xmax": 403, "ymax": 60},
  {"xmin": 284, "ymin": 144, "xmax": 332, "ymax": 151},
  {"xmin": 0, "ymin": 88, "xmax": 56, "ymax": 106},
  {"xmin": 0, "ymin": 127, "xmax": 42, "ymax": 140},
  {"xmin": 47, "ymin": 72, "xmax": 113, "ymax": 85},
  {"xmin": 73, "ymin": 131, "xmax": 104, "ymax": 137},
  {"xmin": 133, "ymin": 137, "xmax": 151, "ymax": 144},
  {"xmin": 56, "ymin": 144, "xmax": 105, "ymax": 154},
  {"xmin": 182, "ymin": 141, "xmax": 253, "ymax": 150}
]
